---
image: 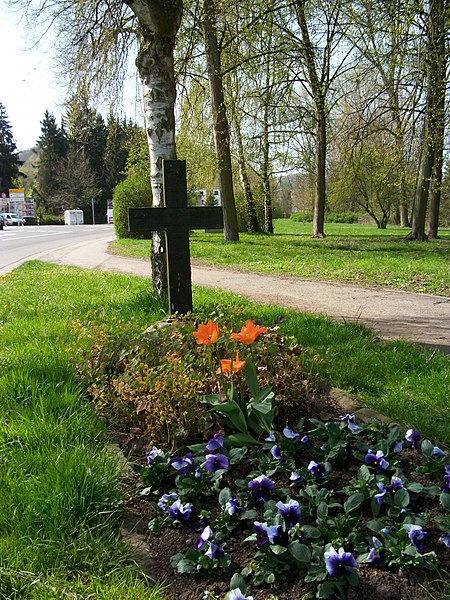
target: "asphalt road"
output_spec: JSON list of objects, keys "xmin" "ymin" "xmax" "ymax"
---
[{"xmin": 0, "ymin": 224, "xmax": 115, "ymax": 275}]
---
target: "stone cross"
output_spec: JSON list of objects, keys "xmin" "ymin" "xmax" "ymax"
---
[{"xmin": 128, "ymin": 159, "xmax": 223, "ymax": 314}]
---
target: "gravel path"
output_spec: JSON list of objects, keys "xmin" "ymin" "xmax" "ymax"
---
[{"xmin": 38, "ymin": 235, "xmax": 450, "ymax": 354}]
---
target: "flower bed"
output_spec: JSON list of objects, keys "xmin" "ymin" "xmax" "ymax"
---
[{"xmin": 130, "ymin": 321, "xmax": 449, "ymax": 599}]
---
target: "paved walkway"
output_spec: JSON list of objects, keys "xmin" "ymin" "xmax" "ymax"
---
[{"xmin": 38, "ymin": 235, "xmax": 450, "ymax": 354}]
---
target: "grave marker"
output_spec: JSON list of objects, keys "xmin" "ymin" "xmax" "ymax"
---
[{"xmin": 128, "ymin": 160, "xmax": 223, "ymax": 314}]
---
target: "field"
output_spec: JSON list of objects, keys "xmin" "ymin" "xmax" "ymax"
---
[{"xmin": 112, "ymin": 221, "xmax": 450, "ymax": 296}]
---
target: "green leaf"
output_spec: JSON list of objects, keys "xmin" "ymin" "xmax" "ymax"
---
[
  {"xmin": 407, "ymin": 482, "xmax": 424, "ymax": 494},
  {"xmin": 229, "ymin": 573, "xmax": 246, "ymax": 593},
  {"xmin": 301, "ymin": 525, "xmax": 321, "ymax": 538},
  {"xmin": 270, "ymin": 544, "xmax": 287, "ymax": 555},
  {"xmin": 394, "ymin": 488, "xmax": 410, "ymax": 508},
  {"xmin": 367, "ymin": 519, "xmax": 383, "ymax": 533},
  {"xmin": 317, "ymin": 581, "xmax": 336, "ymax": 598},
  {"xmin": 344, "ymin": 493, "xmax": 365, "ymax": 513},
  {"xmin": 244, "ymin": 357, "xmax": 259, "ymax": 398},
  {"xmin": 358, "ymin": 465, "xmax": 372, "ymax": 481},
  {"xmin": 440, "ymin": 492, "xmax": 450, "ymax": 511},
  {"xmin": 317, "ymin": 501, "xmax": 328, "ymax": 518},
  {"xmin": 265, "ymin": 573, "xmax": 275, "ymax": 584},
  {"xmin": 219, "ymin": 487, "xmax": 232, "ymax": 506},
  {"xmin": 240, "ymin": 510, "xmax": 257, "ymax": 520},
  {"xmin": 288, "ymin": 542, "xmax": 311, "ymax": 563},
  {"xmin": 421, "ymin": 439, "xmax": 434, "ymax": 458},
  {"xmin": 228, "ymin": 446, "xmax": 248, "ymax": 464},
  {"xmin": 201, "ymin": 394, "xmax": 221, "ymax": 406},
  {"xmin": 224, "ymin": 433, "xmax": 261, "ymax": 447},
  {"xmin": 249, "ymin": 399, "xmax": 273, "ymax": 415},
  {"xmin": 210, "ymin": 395, "xmax": 248, "ymax": 433}
]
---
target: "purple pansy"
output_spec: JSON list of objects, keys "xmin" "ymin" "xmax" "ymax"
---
[
  {"xmin": 171, "ymin": 452, "xmax": 194, "ymax": 476},
  {"xmin": 324, "ymin": 546, "xmax": 357, "ymax": 576},
  {"xmin": 405, "ymin": 429, "xmax": 422, "ymax": 450},
  {"xmin": 364, "ymin": 450, "xmax": 389, "ymax": 473},
  {"xmin": 206, "ymin": 433, "xmax": 224, "ymax": 451},
  {"xmin": 276, "ymin": 499, "xmax": 302, "ymax": 528},
  {"xmin": 433, "ymin": 446, "xmax": 446, "ymax": 458},
  {"xmin": 145, "ymin": 446, "xmax": 164, "ymax": 465},
  {"xmin": 283, "ymin": 426, "xmax": 300, "ymax": 439},
  {"xmin": 223, "ymin": 497, "xmax": 242, "ymax": 515},
  {"xmin": 290, "ymin": 470, "xmax": 302, "ymax": 484},
  {"xmin": 308, "ymin": 460, "xmax": 326, "ymax": 478},
  {"xmin": 367, "ymin": 537, "xmax": 383, "ymax": 565},
  {"xmin": 228, "ymin": 589, "xmax": 254, "ymax": 600},
  {"xmin": 266, "ymin": 524, "xmax": 289, "ymax": 546},
  {"xmin": 253, "ymin": 521, "xmax": 269, "ymax": 546},
  {"xmin": 197, "ymin": 525, "xmax": 213, "ymax": 550},
  {"xmin": 265, "ymin": 431, "xmax": 276, "ymax": 442},
  {"xmin": 300, "ymin": 434, "xmax": 311, "ymax": 447},
  {"xmin": 201, "ymin": 453, "xmax": 229, "ymax": 473},
  {"xmin": 439, "ymin": 532, "xmax": 450, "ymax": 548},
  {"xmin": 339, "ymin": 414, "xmax": 360, "ymax": 432},
  {"xmin": 167, "ymin": 499, "xmax": 192, "ymax": 522},
  {"xmin": 248, "ymin": 475, "xmax": 275, "ymax": 501},
  {"xmin": 403, "ymin": 524, "xmax": 427, "ymax": 552},
  {"xmin": 375, "ymin": 476, "xmax": 404, "ymax": 504},
  {"xmin": 392, "ymin": 439, "xmax": 403, "ymax": 453},
  {"xmin": 270, "ymin": 445, "xmax": 283, "ymax": 460},
  {"xmin": 205, "ymin": 539, "xmax": 224, "ymax": 559},
  {"xmin": 442, "ymin": 465, "xmax": 450, "ymax": 493},
  {"xmin": 157, "ymin": 492, "xmax": 178, "ymax": 511}
]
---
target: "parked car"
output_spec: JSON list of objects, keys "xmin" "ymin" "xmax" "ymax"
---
[
  {"xmin": 0, "ymin": 213, "xmax": 24, "ymax": 226},
  {"xmin": 0, "ymin": 214, "xmax": 4, "ymax": 230}
]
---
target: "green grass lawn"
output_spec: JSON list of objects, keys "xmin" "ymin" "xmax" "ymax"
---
[
  {"xmin": 112, "ymin": 221, "xmax": 450, "ymax": 295},
  {"xmin": 0, "ymin": 261, "xmax": 448, "ymax": 598}
]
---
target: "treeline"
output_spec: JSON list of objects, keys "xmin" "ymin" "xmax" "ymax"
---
[
  {"xmin": 16, "ymin": 0, "xmax": 450, "ymax": 238},
  {"xmin": 34, "ymin": 97, "xmax": 147, "ymax": 223},
  {"xmin": 172, "ymin": 0, "xmax": 449, "ymax": 238}
]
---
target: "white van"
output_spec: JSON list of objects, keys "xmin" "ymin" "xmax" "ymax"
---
[{"xmin": 0, "ymin": 213, "xmax": 24, "ymax": 226}]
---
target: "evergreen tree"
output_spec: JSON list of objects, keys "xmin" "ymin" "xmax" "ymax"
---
[
  {"xmin": 36, "ymin": 110, "xmax": 68, "ymax": 210},
  {"xmin": 0, "ymin": 102, "xmax": 21, "ymax": 194}
]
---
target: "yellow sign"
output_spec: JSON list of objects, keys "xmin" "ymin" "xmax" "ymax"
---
[{"xmin": 9, "ymin": 188, "xmax": 25, "ymax": 193}]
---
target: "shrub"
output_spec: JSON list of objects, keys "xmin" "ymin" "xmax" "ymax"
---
[
  {"xmin": 39, "ymin": 214, "xmax": 65, "ymax": 225},
  {"xmin": 113, "ymin": 175, "xmax": 153, "ymax": 239},
  {"xmin": 80, "ymin": 316, "xmax": 326, "ymax": 446},
  {"xmin": 290, "ymin": 212, "xmax": 313, "ymax": 223},
  {"xmin": 290, "ymin": 212, "xmax": 359, "ymax": 224}
]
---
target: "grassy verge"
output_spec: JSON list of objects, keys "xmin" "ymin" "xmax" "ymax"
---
[
  {"xmin": 112, "ymin": 221, "xmax": 450, "ymax": 295},
  {"xmin": 0, "ymin": 262, "xmax": 166, "ymax": 599},
  {"xmin": 0, "ymin": 262, "xmax": 448, "ymax": 596}
]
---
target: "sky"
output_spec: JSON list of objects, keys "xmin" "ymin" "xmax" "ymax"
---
[
  {"xmin": 0, "ymin": 1, "xmax": 143, "ymax": 152},
  {"xmin": 0, "ymin": 2, "xmax": 65, "ymax": 151}
]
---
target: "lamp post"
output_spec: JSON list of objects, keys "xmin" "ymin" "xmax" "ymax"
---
[{"xmin": 91, "ymin": 198, "xmax": 95, "ymax": 225}]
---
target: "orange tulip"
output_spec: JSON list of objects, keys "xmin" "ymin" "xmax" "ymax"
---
[
  {"xmin": 217, "ymin": 351, "xmax": 246, "ymax": 374},
  {"xmin": 193, "ymin": 320, "xmax": 219, "ymax": 345},
  {"xmin": 231, "ymin": 320, "xmax": 267, "ymax": 345}
]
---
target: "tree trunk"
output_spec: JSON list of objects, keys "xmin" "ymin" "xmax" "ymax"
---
[
  {"xmin": 230, "ymin": 101, "xmax": 260, "ymax": 233},
  {"xmin": 408, "ymin": 0, "xmax": 447, "ymax": 241},
  {"xmin": 127, "ymin": 0, "xmax": 183, "ymax": 295},
  {"xmin": 261, "ymin": 90, "xmax": 273, "ymax": 234},
  {"xmin": 427, "ymin": 145, "xmax": 443, "ymax": 239},
  {"xmin": 312, "ymin": 107, "xmax": 326, "ymax": 238},
  {"xmin": 202, "ymin": 0, "xmax": 239, "ymax": 242},
  {"xmin": 295, "ymin": 0, "xmax": 327, "ymax": 239}
]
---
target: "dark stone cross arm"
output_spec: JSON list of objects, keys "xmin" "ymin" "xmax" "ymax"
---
[{"xmin": 128, "ymin": 160, "xmax": 223, "ymax": 315}]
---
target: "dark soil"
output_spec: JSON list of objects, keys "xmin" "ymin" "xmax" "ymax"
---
[{"xmin": 116, "ymin": 394, "xmax": 450, "ymax": 600}]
